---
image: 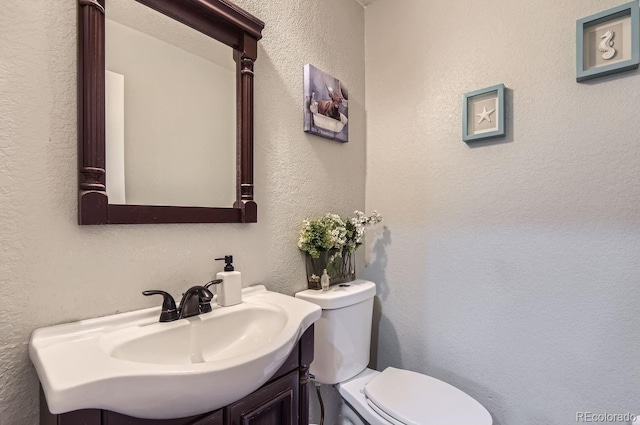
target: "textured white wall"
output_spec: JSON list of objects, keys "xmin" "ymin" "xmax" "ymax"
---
[
  {"xmin": 365, "ymin": 1, "xmax": 640, "ymax": 424},
  {"xmin": 0, "ymin": 1, "xmax": 364, "ymax": 424}
]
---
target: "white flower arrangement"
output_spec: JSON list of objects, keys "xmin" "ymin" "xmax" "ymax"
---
[{"xmin": 298, "ymin": 210, "xmax": 382, "ymax": 258}]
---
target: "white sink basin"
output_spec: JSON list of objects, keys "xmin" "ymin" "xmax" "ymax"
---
[
  {"xmin": 30, "ymin": 285, "xmax": 321, "ymax": 419},
  {"xmin": 105, "ymin": 303, "xmax": 287, "ymax": 365}
]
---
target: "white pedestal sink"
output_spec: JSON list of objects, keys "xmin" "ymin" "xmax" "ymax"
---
[{"xmin": 30, "ymin": 285, "xmax": 321, "ymax": 419}]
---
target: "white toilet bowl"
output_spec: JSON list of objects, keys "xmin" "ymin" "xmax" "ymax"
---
[
  {"xmin": 337, "ymin": 368, "xmax": 492, "ymax": 425},
  {"xmin": 296, "ymin": 280, "xmax": 492, "ymax": 425}
]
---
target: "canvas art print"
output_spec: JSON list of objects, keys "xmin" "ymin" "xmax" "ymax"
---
[{"xmin": 303, "ymin": 64, "xmax": 349, "ymax": 142}]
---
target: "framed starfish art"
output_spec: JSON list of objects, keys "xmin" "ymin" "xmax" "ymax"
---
[{"xmin": 462, "ymin": 84, "xmax": 505, "ymax": 142}]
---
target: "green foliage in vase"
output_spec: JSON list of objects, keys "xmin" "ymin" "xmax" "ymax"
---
[{"xmin": 298, "ymin": 211, "xmax": 382, "ymax": 258}]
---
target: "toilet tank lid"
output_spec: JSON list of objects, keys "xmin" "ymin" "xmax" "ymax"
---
[{"xmin": 295, "ymin": 279, "xmax": 376, "ymax": 309}]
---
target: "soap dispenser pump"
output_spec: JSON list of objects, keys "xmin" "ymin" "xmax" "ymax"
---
[
  {"xmin": 215, "ymin": 255, "xmax": 242, "ymax": 306},
  {"xmin": 218, "ymin": 255, "xmax": 235, "ymax": 272}
]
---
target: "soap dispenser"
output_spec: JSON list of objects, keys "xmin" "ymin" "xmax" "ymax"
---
[{"xmin": 215, "ymin": 255, "xmax": 242, "ymax": 307}]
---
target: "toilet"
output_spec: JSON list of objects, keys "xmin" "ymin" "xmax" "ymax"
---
[{"xmin": 295, "ymin": 279, "xmax": 492, "ymax": 425}]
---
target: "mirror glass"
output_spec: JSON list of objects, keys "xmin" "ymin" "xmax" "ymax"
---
[{"xmin": 104, "ymin": 0, "xmax": 236, "ymax": 207}]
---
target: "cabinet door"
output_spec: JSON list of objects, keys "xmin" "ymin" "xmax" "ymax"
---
[{"xmin": 226, "ymin": 370, "xmax": 299, "ymax": 425}]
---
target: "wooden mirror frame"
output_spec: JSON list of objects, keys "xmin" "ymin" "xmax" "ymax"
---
[{"xmin": 78, "ymin": 0, "xmax": 264, "ymax": 224}]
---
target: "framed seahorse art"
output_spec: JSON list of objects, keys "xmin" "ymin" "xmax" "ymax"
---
[
  {"xmin": 577, "ymin": 1, "xmax": 640, "ymax": 82},
  {"xmin": 462, "ymin": 84, "xmax": 506, "ymax": 143}
]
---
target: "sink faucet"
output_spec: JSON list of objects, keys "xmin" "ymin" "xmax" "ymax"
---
[
  {"xmin": 178, "ymin": 286, "xmax": 214, "ymax": 319},
  {"xmin": 143, "ymin": 283, "xmax": 218, "ymax": 322}
]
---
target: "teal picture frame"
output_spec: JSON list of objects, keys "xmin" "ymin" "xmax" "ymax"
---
[
  {"xmin": 462, "ymin": 84, "xmax": 505, "ymax": 143},
  {"xmin": 576, "ymin": 2, "xmax": 640, "ymax": 82}
]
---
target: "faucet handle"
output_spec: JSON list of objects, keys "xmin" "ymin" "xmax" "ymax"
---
[
  {"xmin": 142, "ymin": 290, "xmax": 179, "ymax": 322},
  {"xmin": 199, "ymin": 281, "xmax": 221, "ymax": 313},
  {"xmin": 204, "ymin": 279, "xmax": 223, "ymax": 289}
]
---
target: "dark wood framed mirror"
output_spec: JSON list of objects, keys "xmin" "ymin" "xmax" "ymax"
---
[{"xmin": 78, "ymin": 0, "xmax": 264, "ymax": 224}]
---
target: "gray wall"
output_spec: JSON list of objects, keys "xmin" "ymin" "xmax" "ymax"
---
[
  {"xmin": 364, "ymin": 0, "xmax": 640, "ymax": 424},
  {"xmin": 0, "ymin": 1, "xmax": 365, "ymax": 423}
]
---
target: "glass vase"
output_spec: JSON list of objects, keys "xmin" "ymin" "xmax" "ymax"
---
[{"xmin": 305, "ymin": 248, "xmax": 355, "ymax": 290}]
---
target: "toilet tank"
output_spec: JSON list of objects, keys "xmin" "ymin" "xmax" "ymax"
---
[{"xmin": 295, "ymin": 280, "xmax": 376, "ymax": 385}]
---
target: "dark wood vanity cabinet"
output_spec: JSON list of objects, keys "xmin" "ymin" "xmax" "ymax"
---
[
  {"xmin": 41, "ymin": 327, "xmax": 313, "ymax": 425},
  {"xmin": 226, "ymin": 370, "xmax": 298, "ymax": 425}
]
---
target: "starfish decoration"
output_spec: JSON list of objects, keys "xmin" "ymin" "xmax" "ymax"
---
[{"xmin": 476, "ymin": 106, "xmax": 495, "ymax": 124}]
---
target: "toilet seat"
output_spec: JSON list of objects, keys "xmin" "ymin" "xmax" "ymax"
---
[
  {"xmin": 362, "ymin": 367, "xmax": 492, "ymax": 425},
  {"xmin": 366, "ymin": 398, "xmax": 405, "ymax": 425}
]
